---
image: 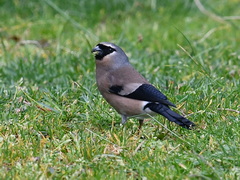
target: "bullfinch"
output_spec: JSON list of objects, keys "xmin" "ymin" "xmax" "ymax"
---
[{"xmin": 92, "ymin": 42, "xmax": 195, "ymax": 129}]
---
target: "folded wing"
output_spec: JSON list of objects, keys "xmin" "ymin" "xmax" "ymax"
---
[{"xmin": 109, "ymin": 83, "xmax": 176, "ymax": 107}]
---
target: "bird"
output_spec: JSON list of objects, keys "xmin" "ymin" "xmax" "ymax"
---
[{"xmin": 91, "ymin": 42, "xmax": 195, "ymax": 129}]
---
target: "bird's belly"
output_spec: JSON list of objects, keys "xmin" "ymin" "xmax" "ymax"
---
[{"xmin": 102, "ymin": 93, "xmax": 156, "ymax": 118}]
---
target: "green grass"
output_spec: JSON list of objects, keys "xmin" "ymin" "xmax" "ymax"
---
[{"xmin": 0, "ymin": 0, "xmax": 239, "ymax": 179}]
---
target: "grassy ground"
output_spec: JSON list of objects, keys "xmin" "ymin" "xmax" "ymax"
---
[{"xmin": 0, "ymin": 0, "xmax": 239, "ymax": 179}]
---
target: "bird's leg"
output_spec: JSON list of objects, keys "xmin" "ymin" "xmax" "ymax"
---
[
  {"xmin": 136, "ymin": 119, "xmax": 144, "ymax": 135},
  {"xmin": 121, "ymin": 115, "xmax": 128, "ymax": 125},
  {"xmin": 138, "ymin": 119, "xmax": 144, "ymax": 130}
]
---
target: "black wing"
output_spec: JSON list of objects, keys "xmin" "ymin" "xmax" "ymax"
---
[{"xmin": 109, "ymin": 84, "xmax": 176, "ymax": 107}]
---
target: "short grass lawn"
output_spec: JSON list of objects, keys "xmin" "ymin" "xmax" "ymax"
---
[{"xmin": 0, "ymin": 0, "xmax": 239, "ymax": 179}]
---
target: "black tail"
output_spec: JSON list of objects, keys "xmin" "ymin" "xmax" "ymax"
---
[{"xmin": 145, "ymin": 103, "xmax": 195, "ymax": 129}]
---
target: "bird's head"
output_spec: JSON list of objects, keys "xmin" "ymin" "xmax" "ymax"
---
[{"xmin": 92, "ymin": 42, "xmax": 129, "ymax": 65}]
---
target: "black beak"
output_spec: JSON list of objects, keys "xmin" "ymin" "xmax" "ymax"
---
[{"xmin": 91, "ymin": 46, "xmax": 102, "ymax": 53}]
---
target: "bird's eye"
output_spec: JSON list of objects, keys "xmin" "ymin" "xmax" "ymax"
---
[
  {"xmin": 93, "ymin": 44, "xmax": 116, "ymax": 60},
  {"xmin": 109, "ymin": 48, "xmax": 115, "ymax": 52},
  {"xmin": 104, "ymin": 46, "xmax": 116, "ymax": 54}
]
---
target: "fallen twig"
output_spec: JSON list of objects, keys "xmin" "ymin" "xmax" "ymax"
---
[
  {"xmin": 194, "ymin": 0, "xmax": 226, "ymax": 23},
  {"xmin": 133, "ymin": 140, "xmax": 145, "ymax": 155},
  {"xmin": 217, "ymin": 108, "xmax": 240, "ymax": 114}
]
